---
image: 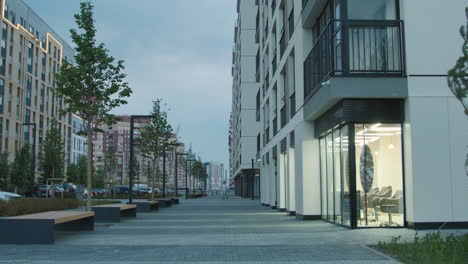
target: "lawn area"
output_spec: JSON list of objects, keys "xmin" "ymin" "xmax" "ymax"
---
[
  {"xmin": 376, "ymin": 232, "xmax": 468, "ymax": 264},
  {"xmin": 0, "ymin": 198, "xmax": 80, "ymax": 216}
]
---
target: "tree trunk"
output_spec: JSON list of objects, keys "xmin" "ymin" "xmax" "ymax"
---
[{"xmin": 86, "ymin": 130, "xmax": 93, "ymax": 211}]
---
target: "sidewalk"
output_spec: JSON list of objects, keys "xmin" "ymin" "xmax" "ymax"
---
[{"xmin": 0, "ymin": 195, "xmax": 455, "ymax": 263}]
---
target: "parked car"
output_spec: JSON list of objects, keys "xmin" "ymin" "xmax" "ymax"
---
[
  {"xmin": 0, "ymin": 190, "xmax": 22, "ymax": 201},
  {"xmin": 152, "ymin": 188, "xmax": 161, "ymax": 193},
  {"xmin": 113, "ymin": 185, "xmax": 130, "ymax": 194}
]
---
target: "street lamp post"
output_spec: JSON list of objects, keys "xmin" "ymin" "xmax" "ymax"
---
[
  {"xmin": 175, "ymin": 152, "xmax": 188, "ymax": 197},
  {"xmin": 22, "ymin": 122, "xmax": 36, "ymax": 188},
  {"xmin": 185, "ymin": 159, "xmax": 196, "ymax": 199}
]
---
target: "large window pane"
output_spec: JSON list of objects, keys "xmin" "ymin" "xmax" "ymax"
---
[
  {"xmin": 333, "ymin": 129, "xmax": 342, "ymax": 224},
  {"xmin": 348, "ymin": 0, "xmax": 396, "ymax": 20},
  {"xmin": 326, "ymin": 134, "xmax": 334, "ymax": 221},
  {"xmin": 341, "ymin": 126, "xmax": 351, "ymax": 226},
  {"xmin": 320, "ymin": 137, "xmax": 327, "ymax": 220},
  {"xmin": 355, "ymin": 123, "xmax": 404, "ymax": 227}
]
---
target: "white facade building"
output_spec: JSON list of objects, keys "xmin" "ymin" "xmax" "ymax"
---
[
  {"xmin": 71, "ymin": 114, "xmax": 86, "ymax": 164},
  {"xmin": 241, "ymin": 0, "xmax": 468, "ymax": 229},
  {"xmin": 205, "ymin": 162, "xmax": 224, "ymax": 191},
  {"xmin": 230, "ymin": 0, "xmax": 261, "ymax": 197}
]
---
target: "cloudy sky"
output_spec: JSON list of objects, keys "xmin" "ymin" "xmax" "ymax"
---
[{"xmin": 24, "ymin": 0, "xmax": 236, "ymax": 169}]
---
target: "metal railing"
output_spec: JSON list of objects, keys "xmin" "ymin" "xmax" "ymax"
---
[{"xmin": 304, "ymin": 20, "xmax": 405, "ymax": 100}]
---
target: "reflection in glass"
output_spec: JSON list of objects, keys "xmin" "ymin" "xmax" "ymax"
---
[
  {"xmin": 333, "ymin": 129, "xmax": 342, "ymax": 224},
  {"xmin": 320, "ymin": 137, "xmax": 327, "ymax": 221},
  {"xmin": 347, "ymin": 0, "xmax": 396, "ymax": 20},
  {"xmin": 326, "ymin": 134, "xmax": 334, "ymax": 221},
  {"xmin": 355, "ymin": 124, "xmax": 404, "ymax": 227},
  {"xmin": 341, "ymin": 126, "xmax": 351, "ymax": 226}
]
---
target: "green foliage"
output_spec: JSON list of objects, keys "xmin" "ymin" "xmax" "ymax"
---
[
  {"xmin": 93, "ymin": 168, "xmax": 106, "ymax": 188},
  {"xmin": 54, "ymin": 2, "xmax": 132, "ymax": 129},
  {"xmin": 448, "ymin": 7, "xmax": 468, "ymax": 116},
  {"xmin": 67, "ymin": 155, "xmax": 87, "ymax": 184},
  {"xmin": 10, "ymin": 145, "xmax": 32, "ymax": 191},
  {"xmin": 0, "ymin": 152, "xmax": 9, "ymax": 189},
  {"xmin": 41, "ymin": 126, "xmax": 65, "ymax": 181},
  {"xmin": 0, "ymin": 198, "xmax": 80, "ymax": 216},
  {"xmin": 92, "ymin": 193, "xmax": 183, "ymax": 200},
  {"xmin": 139, "ymin": 100, "xmax": 173, "ymax": 157},
  {"xmin": 104, "ymin": 146, "xmax": 117, "ymax": 180},
  {"xmin": 190, "ymin": 159, "xmax": 207, "ymax": 180},
  {"xmin": 377, "ymin": 232, "xmax": 468, "ymax": 264}
]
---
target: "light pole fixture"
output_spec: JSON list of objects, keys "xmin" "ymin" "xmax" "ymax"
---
[
  {"xmin": 175, "ymin": 152, "xmax": 188, "ymax": 197},
  {"xmin": 162, "ymin": 142, "xmax": 180, "ymax": 199},
  {"xmin": 185, "ymin": 159, "xmax": 196, "ymax": 199},
  {"xmin": 22, "ymin": 122, "xmax": 36, "ymax": 188}
]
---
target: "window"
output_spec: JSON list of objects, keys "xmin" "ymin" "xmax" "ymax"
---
[
  {"xmin": 348, "ymin": 0, "xmax": 396, "ymax": 20},
  {"xmin": 0, "ymin": 79, "xmax": 3, "ymax": 114}
]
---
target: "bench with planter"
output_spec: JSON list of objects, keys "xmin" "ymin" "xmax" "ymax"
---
[
  {"xmin": 132, "ymin": 201, "xmax": 159, "ymax": 212},
  {"xmin": 92, "ymin": 204, "xmax": 136, "ymax": 222},
  {"xmin": 170, "ymin": 197, "xmax": 180, "ymax": 204},
  {"xmin": 150, "ymin": 198, "xmax": 173, "ymax": 208},
  {"xmin": 0, "ymin": 211, "xmax": 94, "ymax": 244}
]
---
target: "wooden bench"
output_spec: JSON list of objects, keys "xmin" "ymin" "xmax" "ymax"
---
[
  {"xmin": 92, "ymin": 204, "xmax": 136, "ymax": 222},
  {"xmin": 0, "ymin": 211, "xmax": 94, "ymax": 244},
  {"xmin": 150, "ymin": 198, "xmax": 173, "ymax": 208},
  {"xmin": 132, "ymin": 201, "xmax": 159, "ymax": 212}
]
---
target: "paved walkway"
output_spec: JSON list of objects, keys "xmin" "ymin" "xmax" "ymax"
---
[{"xmin": 0, "ymin": 195, "xmax": 456, "ymax": 263}]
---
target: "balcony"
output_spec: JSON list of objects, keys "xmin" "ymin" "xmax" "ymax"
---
[{"xmin": 304, "ymin": 20, "xmax": 405, "ymax": 100}]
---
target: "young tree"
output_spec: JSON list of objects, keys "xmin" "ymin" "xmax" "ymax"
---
[
  {"xmin": 139, "ymin": 99, "xmax": 173, "ymax": 200},
  {"xmin": 104, "ymin": 146, "xmax": 117, "ymax": 182},
  {"xmin": 76, "ymin": 155, "xmax": 88, "ymax": 185},
  {"xmin": 10, "ymin": 145, "xmax": 32, "ymax": 193},
  {"xmin": 66, "ymin": 163, "xmax": 79, "ymax": 183},
  {"xmin": 93, "ymin": 168, "xmax": 106, "ymax": 188},
  {"xmin": 55, "ymin": 2, "xmax": 132, "ymax": 211},
  {"xmin": 448, "ymin": 7, "xmax": 468, "ymax": 116},
  {"xmin": 41, "ymin": 126, "xmax": 65, "ymax": 181},
  {"xmin": 0, "ymin": 152, "xmax": 9, "ymax": 189}
]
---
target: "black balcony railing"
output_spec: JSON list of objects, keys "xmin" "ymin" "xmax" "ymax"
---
[{"xmin": 304, "ymin": 20, "xmax": 405, "ymax": 100}]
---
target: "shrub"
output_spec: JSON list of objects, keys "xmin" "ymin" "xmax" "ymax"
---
[
  {"xmin": 377, "ymin": 232, "xmax": 468, "ymax": 264},
  {"xmin": 0, "ymin": 198, "xmax": 80, "ymax": 216},
  {"xmin": 80, "ymin": 200, "xmax": 121, "ymax": 207},
  {"xmin": 93, "ymin": 193, "xmax": 183, "ymax": 200}
]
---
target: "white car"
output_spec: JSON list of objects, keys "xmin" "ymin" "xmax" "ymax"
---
[{"xmin": 0, "ymin": 190, "xmax": 22, "ymax": 201}]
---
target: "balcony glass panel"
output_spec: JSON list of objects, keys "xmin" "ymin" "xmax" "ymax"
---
[{"xmin": 348, "ymin": 0, "xmax": 396, "ymax": 20}]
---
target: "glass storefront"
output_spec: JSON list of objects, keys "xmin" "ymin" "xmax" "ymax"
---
[{"xmin": 320, "ymin": 123, "xmax": 404, "ymax": 228}]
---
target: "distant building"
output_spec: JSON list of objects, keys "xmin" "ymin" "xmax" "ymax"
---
[
  {"xmin": 71, "ymin": 114, "xmax": 86, "ymax": 164},
  {"xmin": 92, "ymin": 116, "xmax": 185, "ymax": 187},
  {"xmin": 205, "ymin": 162, "xmax": 224, "ymax": 191}
]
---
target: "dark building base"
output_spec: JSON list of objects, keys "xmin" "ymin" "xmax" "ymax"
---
[
  {"xmin": 288, "ymin": 211, "xmax": 296, "ymax": 216},
  {"xmin": 278, "ymin": 208, "xmax": 286, "ymax": 212},
  {"xmin": 408, "ymin": 221, "xmax": 468, "ymax": 230},
  {"xmin": 296, "ymin": 214, "xmax": 321, "ymax": 220},
  {"xmin": 271, "ymin": 206, "xmax": 277, "ymax": 209}
]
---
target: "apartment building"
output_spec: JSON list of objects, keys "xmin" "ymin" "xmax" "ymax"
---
[
  {"xmin": 205, "ymin": 162, "xmax": 224, "ymax": 191},
  {"xmin": 71, "ymin": 114, "xmax": 86, "ymax": 164},
  {"xmin": 249, "ymin": 0, "xmax": 467, "ymax": 229},
  {"xmin": 230, "ymin": 0, "xmax": 261, "ymax": 198},
  {"xmin": 0, "ymin": 0, "xmax": 73, "ymax": 182},
  {"xmin": 93, "ymin": 117, "xmax": 186, "ymax": 188}
]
